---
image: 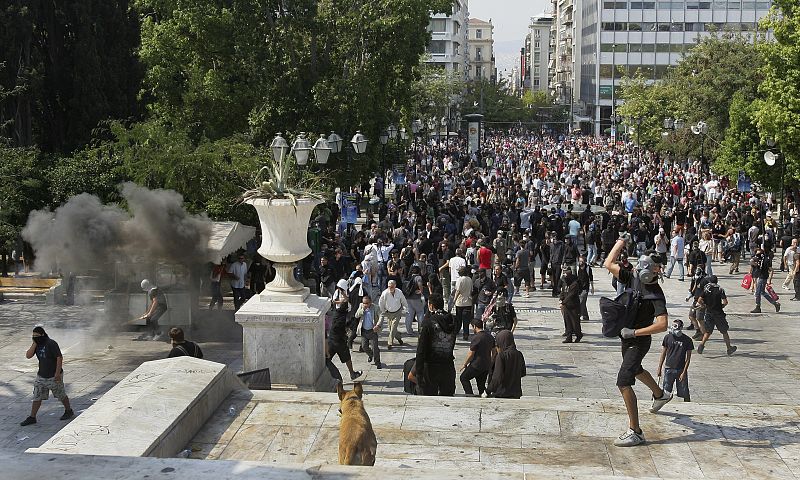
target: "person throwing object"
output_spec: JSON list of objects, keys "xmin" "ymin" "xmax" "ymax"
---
[{"xmin": 140, "ymin": 279, "xmax": 168, "ymax": 340}]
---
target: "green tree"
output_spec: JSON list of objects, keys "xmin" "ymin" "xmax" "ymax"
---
[
  {"xmin": 752, "ymin": 0, "xmax": 800, "ymax": 186},
  {"xmin": 0, "ymin": 147, "xmax": 48, "ymax": 251}
]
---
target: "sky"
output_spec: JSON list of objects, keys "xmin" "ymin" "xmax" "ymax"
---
[{"xmin": 468, "ymin": 0, "xmax": 550, "ymax": 75}]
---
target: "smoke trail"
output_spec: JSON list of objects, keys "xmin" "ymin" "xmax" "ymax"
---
[{"xmin": 22, "ymin": 183, "xmax": 213, "ymax": 274}]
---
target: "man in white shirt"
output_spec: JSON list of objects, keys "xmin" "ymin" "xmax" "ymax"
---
[
  {"xmin": 448, "ymin": 249, "xmax": 467, "ymax": 310},
  {"xmin": 378, "ymin": 280, "xmax": 408, "ymax": 350},
  {"xmin": 227, "ymin": 254, "xmax": 249, "ymax": 310},
  {"xmin": 665, "ymin": 231, "xmax": 685, "ymax": 281}
]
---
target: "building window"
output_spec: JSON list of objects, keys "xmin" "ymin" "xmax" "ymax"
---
[
  {"xmin": 429, "ymin": 19, "xmax": 446, "ymax": 33},
  {"xmin": 454, "ymin": 43, "xmax": 460, "ymax": 55},
  {"xmin": 454, "ymin": 21, "xmax": 460, "ymax": 35},
  {"xmin": 428, "ymin": 40, "xmax": 447, "ymax": 54},
  {"xmin": 476, "ymin": 65, "xmax": 482, "ymax": 77},
  {"xmin": 476, "ymin": 29, "xmax": 482, "ymax": 39},
  {"xmin": 476, "ymin": 47, "xmax": 483, "ymax": 61}
]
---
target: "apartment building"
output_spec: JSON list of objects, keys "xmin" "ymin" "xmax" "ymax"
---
[
  {"xmin": 426, "ymin": 0, "xmax": 470, "ymax": 77},
  {"xmin": 467, "ymin": 18, "xmax": 496, "ymax": 82}
]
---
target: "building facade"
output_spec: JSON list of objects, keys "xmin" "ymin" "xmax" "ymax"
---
[
  {"xmin": 578, "ymin": 0, "xmax": 772, "ymax": 136},
  {"xmin": 467, "ymin": 18, "xmax": 496, "ymax": 82},
  {"xmin": 426, "ymin": 0, "xmax": 470, "ymax": 77},
  {"xmin": 550, "ymin": 0, "xmax": 581, "ymax": 126},
  {"xmin": 526, "ymin": 13, "xmax": 554, "ymax": 93}
]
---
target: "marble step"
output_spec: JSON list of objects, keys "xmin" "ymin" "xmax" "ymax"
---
[{"xmin": 187, "ymin": 389, "xmax": 800, "ymax": 479}]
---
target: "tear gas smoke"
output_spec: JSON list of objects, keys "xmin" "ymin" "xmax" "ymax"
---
[{"xmin": 22, "ymin": 182, "xmax": 213, "ymax": 274}]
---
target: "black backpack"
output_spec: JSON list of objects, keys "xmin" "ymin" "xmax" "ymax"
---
[
  {"xmin": 403, "ymin": 275, "xmax": 421, "ymax": 297},
  {"xmin": 599, "ymin": 272, "xmax": 664, "ymax": 338}
]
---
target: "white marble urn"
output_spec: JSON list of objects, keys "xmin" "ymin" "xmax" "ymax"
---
[{"xmin": 247, "ymin": 197, "xmax": 321, "ymax": 294}]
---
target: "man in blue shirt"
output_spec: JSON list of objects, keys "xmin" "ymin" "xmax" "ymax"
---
[{"xmin": 355, "ymin": 295, "xmax": 384, "ymax": 369}]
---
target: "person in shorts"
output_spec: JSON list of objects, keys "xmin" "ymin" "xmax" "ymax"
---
[
  {"xmin": 513, "ymin": 238, "xmax": 533, "ymax": 297},
  {"xmin": 696, "ymin": 275, "xmax": 737, "ymax": 356},
  {"xmin": 655, "ymin": 319, "xmax": 693, "ymax": 405},
  {"xmin": 604, "ymin": 239, "xmax": 671, "ymax": 447},
  {"xmin": 20, "ymin": 326, "xmax": 73, "ymax": 426}
]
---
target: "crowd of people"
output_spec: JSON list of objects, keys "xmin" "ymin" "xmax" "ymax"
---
[{"xmin": 297, "ymin": 130, "xmax": 796, "ymax": 445}]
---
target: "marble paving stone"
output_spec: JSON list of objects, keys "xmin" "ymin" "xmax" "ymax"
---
[
  {"xmin": 186, "ymin": 441, "xmax": 228, "ymax": 460},
  {"xmin": 522, "ymin": 462, "xmax": 615, "ymax": 477},
  {"xmin": 606, "ymin": 440, "xmax": 660, "ymax": 478},
  {"xmin": 647, "ymin": 442, "xmax": 704, "ymax": 478},
  {"xmin": 735, "ymin": 445, "xmax": 796, "ymax": 480},
  {"xmin": 479, "ymin": 409, "xmax": 560, "ymax": 436},
  {"xmin": 245, "ymin": 401, "xmax": 332, "ymax": 427},
  {"xmin": 688, "ymin": 441, "xmax": 747, "ymax": 478},
  {"xmin": 435, "ymin": 459, "xmax": 524, "ymax": 474},
  {"xmin": 264, "ymin": 426, "xmax": 321, "ymax": 464},
  {"xmin": 481, "ymin": 440, "xmax": 611, "ymax": 472},
  {"xmin": 374, "ymin": 428, "xmax": 439, "ymax": 446},
  {"xmin": 302, "ymin": 427, "xmax": 339, "ymax": 464},
  {"xmin": 376, "ymin": 443, "xmax": 479, "ymax": 461},
  {"xmin": 440, "ymin": 432, "xmax": 523, "ymax": 448},
  {"xmin": 372, "ymin": 458, "xmax": 438, "ymax": 469},
  {"xmin": 713, "ymin": 415, "xmax": 800, "ymax": 444},
  {"xmin": 401, "ymin": 406, "xmax": 480, "ymax": 432},
  {"xmin": 775, "ymin": 444, "xmax": 800, "ymax": 476},
  {"xmin": 217, "ymin": 424, "xmax": 280, "ymax": 461},
  {"xmin": 557, "ymin": 411, "xmax": 628, "ymax": 438},
  {"xmin": 192, "ymin": 400, "xmax": 257, "ymax": 444},
  {"xmin": 321, "ymin": 404, "xmax": 404, "ymax": 430},
  {"xmin": 643, "ymin": 414, "xmax": 725, "ymax": 442}
]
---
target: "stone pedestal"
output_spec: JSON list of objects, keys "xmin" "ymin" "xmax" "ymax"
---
[{"xmin": 235, "ymin": 287, "xmax": 335, "ymax": 391}]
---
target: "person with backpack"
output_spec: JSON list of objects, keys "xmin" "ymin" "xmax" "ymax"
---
[
  {"xmin": 413, "ymin": 294, "xmax": 458, "ymax": 396},
  {"xmin": 453, "ymin": 266, "xmax": 474, "ymax": 341},
  {"xmin": 167, "ymin": 327, "xmax": 203, "ymax": 359},
  {"xmin": 604, "ymin": 238, "xmax": 671, "ymax": 447},
  {"xmin": 696, "ymin": 276, "xmax": 737, "ymax": 356}
]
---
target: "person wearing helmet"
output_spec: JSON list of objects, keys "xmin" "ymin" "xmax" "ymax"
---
[
  {"xmin": 604, "ymin": 238, "xmax": 670, "ymax": 447},
  {"xmin": 139, "ymin": 279, "xmax": 168, "ymax": 340}
]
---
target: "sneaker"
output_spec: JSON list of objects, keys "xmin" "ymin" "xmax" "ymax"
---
[
  {"xmin": 375, "ymin": 363, "xmax": 383, "ymax": 369},
  {"xmin": 697, "ymin": 344, "xmax": 705, "ymax": 354},
  {"xmin": 20, "ymin": 416, "xmax": 36, "ymax": 426},
  {"xmin": 397, "ymin": 338, "xmax": 405, "ymax": 346},
  {"xmin": 60, "ymin": 409, "xmax": 74, "ymax": 420},
  {"xmin": 480, "ymin": 392, "xmax": 488, "ymax": 398},
  {"xmin": 686, "ymin": 324, "xmax": 695, "ymax": 330},
  {"xmin": 727, "ymin": 346, "xmax": 737, "ymax": 356},
  {"xmin": 650, "ymin": 391, "xmax": 673, "ymax": 413},
  {"xmin": 613, "ymin": 428, "xmax": 646, "ymax": 447},
  {"xmin": 367, "ymin": 353, "xmax": 373, "ymax": 363},
  {"xmin": 350, "ymin": 370, "xmax": 363, "ymax": 380},
  {"xmin": 692, "ymin": 332, "xmax": 703, "ymax": 341},
  {"xmin": 775, "ymin": 302, "xmax": 781, "ymax": 313},
  {"xmin": 750, "ymin": 307, "xmax": 761, "ymax": 313}
]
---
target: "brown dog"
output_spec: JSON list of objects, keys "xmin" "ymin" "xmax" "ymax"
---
[{"xmin": 336, "ymin": 382, "xmax": 377, "ymax": 466}]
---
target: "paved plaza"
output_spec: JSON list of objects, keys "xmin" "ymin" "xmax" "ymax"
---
[{"xmin": 1, "ymin": 263, "xmax": 799, "ymax": 477}]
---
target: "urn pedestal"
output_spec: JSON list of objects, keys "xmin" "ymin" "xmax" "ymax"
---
[{"xmin": 235, "ymin": 198, "xmax": 335, "ymax": 391}]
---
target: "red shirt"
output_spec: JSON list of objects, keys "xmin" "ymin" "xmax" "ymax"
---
[{"xmin": 478, "ymin": 246, "xmax": 493, "ymax": 270}]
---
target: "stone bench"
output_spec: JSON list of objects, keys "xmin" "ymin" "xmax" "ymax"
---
[{"xmin": 28, "ymin": 356, "xmax": 246, "ymax": 458}]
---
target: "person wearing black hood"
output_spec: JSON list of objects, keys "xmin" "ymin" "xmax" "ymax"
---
[
  {"xmin": 21, "ymin": 326, "xmax": 73, "ymax": 426},
  {"xmin": 559, "ymin": 268, "xmax": 582, "ymax": 343},
  {"xmin": 486, "ymin": 330, "xmax": 526, "ymax": 399},
  {"xmin": 414, "ymin": 293, "xmax": 458, "ymax": 396}
]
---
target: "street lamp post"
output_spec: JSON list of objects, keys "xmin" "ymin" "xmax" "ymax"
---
[
  {"xmin": 691, "ymin": 121, "xmax": 709, "ymax": 173},
  {"xmin": 765, "ymin": 139, "xmax": 784, "ymax": 227},
  {"xmin": 427, "ymin": 118, "xmax": 437, "ymax": 172},
  {"xmin": 411, "ymin": 120, "xmax": 421, "ymax": 166},
  {"xmin": 379, "ymin": 129, "xmax": 389, "ymax": 200},
  {"xmin": 611, "ymin": 44, "xmax": 617, "ymax": 140}
]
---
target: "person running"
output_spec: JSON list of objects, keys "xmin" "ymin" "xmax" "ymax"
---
[
  {"xmin": 696, "ymin": 275, "xmax": 737, "ymax": 356},
  {"xmin": 749, "ymin": 248, "xmax": 780, "ymax": 313},
  {"xmin": 604, "ymin": 238, "xmax": 671, "ymax": 447}
]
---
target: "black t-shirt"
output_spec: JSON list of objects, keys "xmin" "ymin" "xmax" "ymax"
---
[
  {"xmin": 469, "ymin": 330, "xmax": 495, "ymax": 372},
  {"xmin": 168, "ymin": 341, "xmax": 204, "ymax": 359},
  {"xmin": 35, "ymin": 338, "xmax": 62, "ymax": 378},
  {"xmin": 618, "ymin": 268, "xmax": 667, "ymax": 330},
  {"xmin": 700, "ymin": 284, "xmax": 726, "ymax": 316},
  {"xmin": 662, "ymin": 333, "xmax": 694, "ymax": 370}
]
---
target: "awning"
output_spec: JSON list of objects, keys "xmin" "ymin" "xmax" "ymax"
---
[{"xmin": 207, "ymin": 221, "xmax": 257, "ymax": 260}]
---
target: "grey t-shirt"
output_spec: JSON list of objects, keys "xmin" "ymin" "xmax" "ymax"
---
[{"xmin": 515, "ymin": 248, "xmax": 530, "ymax": 270}]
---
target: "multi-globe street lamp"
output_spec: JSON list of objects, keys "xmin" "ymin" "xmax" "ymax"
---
[{"xmin": 764, "ymin": 138, "xmax": 784, "ymax": 227}]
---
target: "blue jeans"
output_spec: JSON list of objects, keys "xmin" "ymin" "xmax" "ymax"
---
[
  {"xmin": 754, "ymin": 278, "xmax": 778, "ymax": 307},
  {"xmin": 587, "ymin": 244, "xmax": 598, "ymax": 265},
  {"xmin": 662, "ymin": 367, "xmax": 690, "ymax": 400},
  {"xmin": 666, "ymin": 256, "xmax": 684, "ymax": 280}
]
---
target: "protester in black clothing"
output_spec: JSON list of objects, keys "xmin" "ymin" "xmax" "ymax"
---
[
  {"xmin": 489, "ymin": 290, "xmax": 518, "ymax": 333},
  {"xmin": 549, "ymin": 236, "xmax": 565, "ymax": 297},
  {"xmin": 486, "ymin": 330, "xmax": 525, "ymax": 399},
  {"xmin": 459, "ymin": 318, "xmax": 495, "ymax": 397},
  {"xmin": 559, "ymin": 268, "xmax": 582, "ymax": 343},
  {"xmin": 604, "ymin": 239, "xmax": 670, "ymax": 447},
  {"xmin": 249, "ymin": 256, "xmax": 267, "ymax": 294},
  {"xmin": 167, "ymin": 327, "xmax": 203, "ymax": 359},
  {"xmin": 326, "ymin": 279, "xmax": 362, "ymax": 381},
  {"xmin": 472, "ymin": 268, "xmax": 496, "ymax": 322},
  {"xmin": 656, "ymin": 319, "xmax": 693, "ymax": 403},
  {"xmin": 413, "ymin": 294, "xmax": 458, "ymax": 396},
  {"xmin": 696, "ymin": 276, "xmax": 737, "ymax": 355},
  {"xmin": 576, "ymin": 254, "xmax": 594, "ymax": 322},
  {"xmin": 21, "ymin": 326, "xmax": 73, "ymax": 426}
]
